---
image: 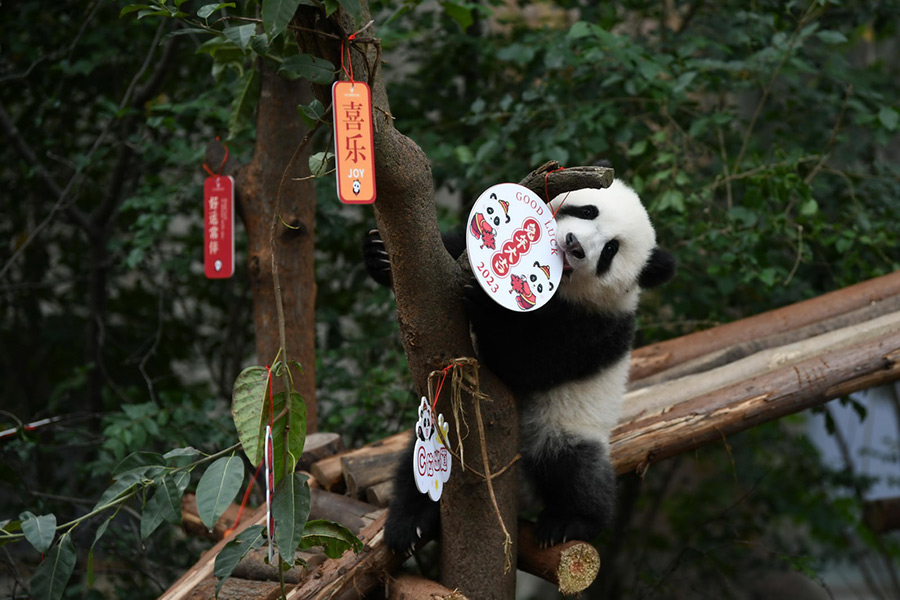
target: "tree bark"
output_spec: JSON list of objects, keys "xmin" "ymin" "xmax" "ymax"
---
[
  {"xmin": 236, "ymin": 61, "xmax": 318, "ymax": 428},
  {"xmin": 292, "ymin": 6, "xmax": 519, "ymax": 597}
]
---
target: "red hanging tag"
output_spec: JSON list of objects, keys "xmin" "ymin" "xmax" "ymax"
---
[
  {"xmin": 203, "ymin": 175, "xmax": 235, "ymax": 279},
  {"xmin": 332, "ymin": 80, "xmax": 376, "ymax": 204}
]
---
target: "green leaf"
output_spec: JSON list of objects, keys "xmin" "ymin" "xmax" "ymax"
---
[
  {"xmin": 262, "ymin": 0, "xmax": 302, "ymax": 41},
  {"xmin": 800, "ymin": 199, "xmax": 818, "ymax": 216},
  {"xmin": 164, "ymin": 446, "xmax": 201, "ymax": 467},
  {"xmin": 0, "ymin": 519, "xmax": 22, "ymax": 548},
  {"xmin": 878, "ymin": 106, "xmax": 898, "ymax": 131},
  {"xmin": 299, "ymin": 520, "xmax": 362, "ymax": 558},
  {"xmin": 87, "ymin": 519, "xmax": 111, "ymax": 588},
  {"xmin": 272, "ymin": 473, "xmax": 310, "ymax": 561},
  {"xmin": 440, "ymin": 1, "xmax": 472, "ymax": 30},
  {"xmin": 214, "ymin": 525, "xmax": 265, "ymax": 597},
  {"xmin": 20, "ymin": 512, "xmax": 56, "ymax": 554},
  {"xmin": 140, "ymin": 474, "xmax": 185, "ymax": 539},
  {"xmin": 92, "ymin": 472, "xmax": 143, "ymax": 512},
  {"xmin": 197, "ymin": 3, "xmax": 234, "ymax": 19},
  {"xmin": 113, "ymin": 451, "xmax": 167, "ymax": 479},
  {"xmin": 298, "ymin": 99, "xmax": 326, "ymax": 127},
  {"xmin": 308, "ymin": 151, "xmax": 333, "ymax": 176},
  {"xmin": 29, "ymin": 534, "xmax": 76, "ymax": 600},
  {"xmin": 270, "ymin": 391, "xmax": 307, "ymax": 485},
  {"xmin": 120, "ymin": 4, "xmax": 155, "ymax": 17},
  {"xmin": 223, "ymin": 24, "xmax": 256, "ymax": 52},
  {"xmin": 336, "ymin": 0, "xmax": 361, "ymax": 21},
  {"xmin": 278, "ymin": 54, "xmax": 335, "ymax": 85},
  {"xmin": 816, "ymin": 30, "xmax": 847, "ymax": 45},
  {"xmin": 196, "ymin": 454, "xmax": 244, "ymax": 530},
  {"xmin": 231, "ymin": 365, "xmax": 270, "ymax": 466},
  {"xmin": 228, "ymin": 67, "xmax": 260, "ymax": 140}
]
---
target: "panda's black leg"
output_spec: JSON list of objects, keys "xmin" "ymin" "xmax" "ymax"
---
[
  {"xmin": 524, "ymin": 437, "xmax": 616, "ymax": 547},
  {"xmin": 384, "ymin": 438, "xmax": 440, "ymax": 553}
]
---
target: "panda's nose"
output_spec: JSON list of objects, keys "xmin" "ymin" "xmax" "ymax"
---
[{"xmin": 565, "ymin": 233, "xmax": 586, "ymax": 259}]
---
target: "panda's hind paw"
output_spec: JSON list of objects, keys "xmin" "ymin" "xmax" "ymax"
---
[{"xmin": 534, "ymin": 513, "xmax": 604, "ymax": 548}]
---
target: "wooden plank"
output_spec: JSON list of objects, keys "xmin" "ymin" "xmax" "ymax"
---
[
  {"xmin": 612, "ymin": 328, "xmax": 900, "ymax": 475},
  {"xmin": 631, "ymin": 270, "xmax": 900, "ymax": 381},
  {"xmin": 284, "ymin": 511, "xmax": 401, "ymax": 600},
  {"xmin": 622, "ymin": 310, "xmax": 900, "ymax": 423}
]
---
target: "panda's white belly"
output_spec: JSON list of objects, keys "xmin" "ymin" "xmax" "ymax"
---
[{"xmin": 518, "ymin": 354, "xmax": 631, "ymax": 455}]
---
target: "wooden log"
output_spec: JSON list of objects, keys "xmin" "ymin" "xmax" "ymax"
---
[
  {"xmin": 386, "ymin": 575, "xmax": 470, "ymax": 600},
  {"xmin": 298, "ymin": 432, "xmax": 345, "ymax": 471},
  {"xmin": 863, "ymin": 497, "xmax": 900, "ymax": 533},
  {"xmin": 230, "ymin": 548, "xmax": 325, "ymax": 584},
  {"xmin": 631, "ymin": 295, "xmax": 900, "ymax": 390},
  {"xmin": 342, "ymin": 447, "xmax": 405, "ymax": 499},
  {"xmin": 181, "ymin": 493, "xmax": 243, "ymax": 541},
  {"xmin": 310, "ymin": 430, "xmax": 412, "ymax": 491},
  {"xmin": 309, "ymin": 488, "xmax": 380, "ymax": 533},
  {"xmin": 613, "ymin": 328, "xmax": 900, "ymax": 475},
  {"xmin": 517, "ymin": 161, "xmax": 614, "ymax": 201},
  {"xmin": 284, "ymin": 511, "xmax": 403, "ymax": 600},
  {"xmin": 160, "ymin": 504, "xmax": 268, "ymax": 600},
  {"xmin": 622, "ymin": 310, "xmax": 900, "ymax": 424},
  {"xmin": 182, "ymin": 576, "xmax": 279, "ymax": 600},
  {"xmin": 631, "ymin": 270, "xmax": 900, "ymax": 381},
  {"xmin": 517, "ymin": 521, "xmax": 600, "ymax": 596},
  {"xmin": 366, "ymin": 480, "xmax": 394, "ymax": 508}
]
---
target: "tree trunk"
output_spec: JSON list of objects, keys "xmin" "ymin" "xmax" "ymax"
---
[
  {"xmin": 236, "ymin": 61, "xmax": 318, "ymax": 429},
  {"xmin": 293, "ymin": 6, "xmax": 518, "ymax": 598}
]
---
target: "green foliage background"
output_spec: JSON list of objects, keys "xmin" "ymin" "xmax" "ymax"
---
[{"xmin": 1, "ymin": 0, "xmax": 899, "ymax": 598}]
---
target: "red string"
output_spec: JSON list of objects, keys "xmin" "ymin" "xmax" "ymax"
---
[
  {"xmin": 431, "ymin": 364, "xmax": 453, "ymax": 413},
  {"xmin": 340, "ymin": 33, "xmax": 357, "ymax": 83},
  {"xmin": 543, "ymin": 167, "xmax": 570, "ymax": 219},
  {"xmin": 202, "ymin": 136, "xmax": 229, "ymax": 176},
  {"xmin": 224, "ymin": 460, "xmax": 263, "ymax": 538}
]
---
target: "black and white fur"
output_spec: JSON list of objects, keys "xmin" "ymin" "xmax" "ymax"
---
[{"xmin": 364, "ymin": 179, "xmax": 675, "ymax": 551}]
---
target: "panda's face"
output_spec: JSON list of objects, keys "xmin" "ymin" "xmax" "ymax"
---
[{"xmin": 549, "ymin": 180, "xmax": 657, "ymax": 313}]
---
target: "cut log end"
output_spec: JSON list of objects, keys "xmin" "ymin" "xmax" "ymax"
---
[{"xmin": 557, "ymin": 543, "xmax": 601, "ymax": 596}]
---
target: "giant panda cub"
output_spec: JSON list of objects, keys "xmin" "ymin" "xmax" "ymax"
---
[{"xmin": 363, "ymin": 178, "xmax": 676, "ymax": 551}]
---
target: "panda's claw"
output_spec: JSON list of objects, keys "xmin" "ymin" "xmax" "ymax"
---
[{"xmin": 416, "ymin": 527, "xmax": 423, "ymax": 539}]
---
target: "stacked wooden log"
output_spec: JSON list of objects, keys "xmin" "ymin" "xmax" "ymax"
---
[{"xmin": 159, "ymin": 271, "xmax": 900, "ymax": 600}]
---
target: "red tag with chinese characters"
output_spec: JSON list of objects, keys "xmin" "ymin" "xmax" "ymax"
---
[
  {"xmin": 332, "ymin": 80, "xmax": 376, "ymax": 204},
  {"xmin": 204, "ymin": 175, "xmax": 235, "ymax": 278}
]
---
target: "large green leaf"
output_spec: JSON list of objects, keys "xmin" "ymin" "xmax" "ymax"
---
[
  {"xmin": 140, "ymin": 473, "xmax": 186, "ymax": 539},
  {"xmin": 227, "ymin": 66, "xmax": 260, "ymax": 140},
  {"xmin": 272, "ymin": 473, "xmax": 310, "ymax": 562},
  {"xmin": 299, "ymin": 519, "xmax": 362, "ymax": 558},
  {"xmin": 223, "ymin": 24, "xmax": 255, "ymax": 52},
  {"xmin": 113, "ymin": 451, "xmax": 167, "ymax": 480},
  {"xmin": 92, "ymin": 472, "xmax": 143, "ymax": 512},
  {"xmin": 269, "ymin": 391, "xmax": 307, "ymax": 485},
  {"xmin": 214, "ymin": 525, "xmax": 265, "ymax": 597},
  {"xmin": 231, "ymin": 365, "xmax": 270, "ymax": 466},
  {"xmin": 20, "ymin": 511, "xmax": 56, "ymax": 554},
  {"xmin": 261, "ymin": 0, "xmax": 302, "ymax": 42},
  {"xmin": 278, "ymin": 54, "xmax": 335, "ymax": 85},
  {"xmin": 196, "ymin": 454, "xmax": 244, "ymax": 530},
  {"xmin": 29, "ymin": 534, "xmax": 76, "ymax": 600}
]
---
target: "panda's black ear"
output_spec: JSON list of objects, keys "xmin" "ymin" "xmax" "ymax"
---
[{"xmin": 639, "ymin": 247, "xmax": 676, "ymax": 288}]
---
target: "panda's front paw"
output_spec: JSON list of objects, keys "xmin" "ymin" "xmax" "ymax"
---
[
  {"xmin": 534, "ymin": 512, "xmax": 605, "ymax": 547},
  {"xmin": 363, "ymin": 229, "xmax": 392, "ymax": 287},
  {"xmin": 384, "ymin": 500, "xmax": 439, "ymax": 554}
]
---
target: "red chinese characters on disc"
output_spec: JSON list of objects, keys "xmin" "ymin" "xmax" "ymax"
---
[{"xmin": 204, "ymin": 175, "xmax": 234, "ymax": 279}]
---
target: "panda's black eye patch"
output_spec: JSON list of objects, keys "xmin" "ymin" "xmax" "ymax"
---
[
  {"xmin": 596, "ymin": 239, "xmax": 619, "ymax": 276},
  {"xmin": 558, "ymin": 205, "xmax": 599, "ymax": 220}
]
